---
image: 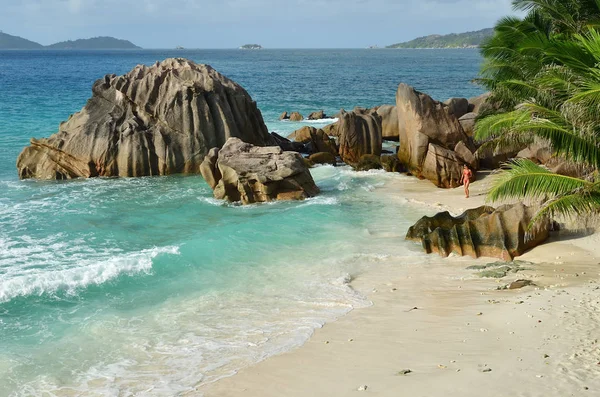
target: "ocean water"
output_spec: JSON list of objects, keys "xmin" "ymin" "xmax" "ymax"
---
[{"xmin": 0, "ymin": 49, "xmax": 484, "ymax": 396}]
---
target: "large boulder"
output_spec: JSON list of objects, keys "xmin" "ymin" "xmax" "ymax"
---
[
  {"xmin": 308, "ymin": 152, "xmax": 336, "ymax": 166},
  {"xmin": 444, "ymin": 97, "xmax": 470, "ymax": 119},
  {"xmin": 337, "ymin": 109, "xmax": 382, "ymax": 166},
  {"xmin": 406, "ymin": 203, "xmax": 550, "ymax": 261},
  {"xmin": 270, "ymin": 132, "xmax": 308, "ymax": 153},
  {"xmin": 376, "ymin": 105, "xmax": 399, "ymax": 141},
  {"xmin": 468, "ymin": 92, "xmax": 494, "ymax": 114},
  {"xmin": 307, "ymin": 110, "xmax": 326, "ymax": 120},
  {"xmin": 286, "ymin": 126, "xmax": 337, "ymax": 156},
  {"xmin": 17, "ymin": 58, "xmax": 273, "ymax": 180},
  {"xmin": 322, "ymin": 122, "xmax": 340, "ymax": 137},
  {"xmin": 396, "ymin": 83, "xmax": 476, "ymax": 187},
  {"xmin": 458, "ymin": 112, "xmax": 477, "ymax": 137},
  {"xmin": 200, "ymin": 138, "xmax": 319, "ymax": 204},
  {"xmin": 289, "ymin": 112, "xmax": 304, "ymax": 121}
]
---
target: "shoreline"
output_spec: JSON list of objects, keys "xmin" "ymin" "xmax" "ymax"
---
[{"xmin": 197, "ymin": 172, "xmax": 600, "ymax": 397}]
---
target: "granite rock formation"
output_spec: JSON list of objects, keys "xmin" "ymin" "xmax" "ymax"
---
[
  {"xmin": 444, "ymin": 97, "xmax": 470, "ymax": 119},
  {"xmin": 289, "ymin": 112, "xmax": 304, "ymax": 121},
  {"xmin": 396, "ymin": 83, "xmax": 476, "ymax": 188},
  {"xmin": 200, "ymin": 138, "xmax": 319, "ymax": 204},
  {"xmin": 286, "ymin": 126, "xmax": 337, "ymax": 156},
  {"xmin": 376, "ymin": 105, "xmax": 399, "ymax": 141},
  {"xmin": 406, "ymin": 203, "xmax": 550, "ymax": 261},
  {"xmin": 17, "ymin": 58, "xmax": 273, "ymax": 179},
  {"xmin": 337, "ymin": 109, "xmax": 382, "ymax": 166},
  {"xmin": 307, "ymin": 110, "xmax": 326, "ymax": 120}
]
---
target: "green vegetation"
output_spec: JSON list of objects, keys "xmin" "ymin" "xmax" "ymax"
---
[
  {"xmin": 386, "ymin": 28, "xmax": 493, "ymax": 49},
  {"xmin": 0, "ymin": 32, "xmax": 140, "ymax": 49},
  {"xmin": 239, "ymin": 44, "xmax": 262, "ymax": 50},
  {"xmin": 0, "ymin": 31, "xmax": 43, "ymax": 49},
  {"xmin": 475, "ymin": 0, "xmax": 600, "ymax": 224},
  {"xmin": 46, "ymin": 37, "xmax": 140, "ymax": 49}
]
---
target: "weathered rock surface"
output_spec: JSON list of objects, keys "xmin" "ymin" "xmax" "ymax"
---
[
  {"xmin": 354, "ymin": 154, "xmax": 383, "ymax": 171},
  {"xmin": 338, "ymin": 109, "xmax": 382, "ymax": 166},
  {"xmin": 396, "ymin": 83, "xmax": 476, "ymax": 187},
  {"xmin": 444, "ymin": 97, "xmax": 470, "ymax": 119},
  {"xmin": 286, "ymin": 126, "xmax": 337, "ymax": 156},
  {"xmin": 406, "ymin": 203, "xmax": 550, "ymax": 261},
  {"xmin": 380, "ymin": 154, "xmax": 405, "ymax": 173},
  {"xmin": 279, "ymin": 111, "xmax": 290, "ymax": 120},
  {"xmin": 458, "ymin": 112, "xmax": 477, "ymax": 137},
  {"xmin": 322, "ymin": 122, "xmax": 340, "ymax": 137},
  {"xmin": 307, "ymin": 110, "xmax": 326, "ymax": 120},
  {"xmin": 270, "ymin": 132, "xmax": 308, "ymax": 153},
  {"xmin": 308, "ymin": 152, "xmax": 336, "ymax": 166},
  {"xmin": 289, "ymin": 112, "xmax": 304, "ymax": 121},
  {"xmin": 468, "ymin": 92, "xmax": 493, "ymax": 114},
  {"xmin": 17, "ymin": 58, "xmax": 273, "ymax": 179},
  {"xmin": 200, "ymin": 138, "xmax": 319, "ymax": 204},
  {"xmin": 376, "ymin": 105, "xmax": 399, "ymax": 141}
]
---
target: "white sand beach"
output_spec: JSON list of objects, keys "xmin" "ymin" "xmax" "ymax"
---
[{"xmin": 197, "ymin": 172, "xmax": 600, "ymax": 397}]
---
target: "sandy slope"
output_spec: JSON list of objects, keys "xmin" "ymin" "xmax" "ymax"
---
[{"xmin": 195, "ymin": 172, "xmax": 600, "ymax": 397}]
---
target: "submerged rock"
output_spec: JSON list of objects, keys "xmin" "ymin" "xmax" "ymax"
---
[
  {"xmin": 17, "ymin": 58, "xmax": 273, "ymax": 179},
  {"xmin": 289, "ymin": 112, "xmax": 304, "ymax": 121},
  {"xmin": 406, "ymin": 203, "xmax": 550, "ymax": 260},
  {"xmin": 307, "ymin": 110, "xmax": 326, "ymax": 120},
  {"xmin": 308, "ymin": 152, "xmax": 336, "ymax": 166},
  {"xmin": 286, "ymin": 126, "xmax": 337, "ymax": 156},
  {"xmin": 200, "ymin": 138, "xmax": 319, "ymax": 204}
]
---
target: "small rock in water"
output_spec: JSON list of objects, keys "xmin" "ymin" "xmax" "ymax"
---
[
  {"xmin": 544, "ymin": 354, "xmax": 550, "ymax": 358},
  {"xmin": 397, "ymin": 369, "xmax": 412, "ymax": 376},
  {"xmin": 480, "ymin": 368, "xmax": 492, "ymax": 373},
  {"xmin": 357, "ymin": 385, "xmax": 368, "ymax": 391},
  {"xmin": 348, "ymin": 338, "xmax": 354, "ymax": 342},
  {"xmin": 438, "ymin": 364, "xmax": 447, "ymax": 369}
]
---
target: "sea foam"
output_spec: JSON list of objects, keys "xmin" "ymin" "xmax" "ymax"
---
[{"xmin": 0, "ymin": 245, "xmax": 180, "ymax": 303}]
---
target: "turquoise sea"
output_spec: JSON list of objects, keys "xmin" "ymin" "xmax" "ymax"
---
[{"xmin": 0, "ymin": 49, "xmax": 483, "ymax": 396}]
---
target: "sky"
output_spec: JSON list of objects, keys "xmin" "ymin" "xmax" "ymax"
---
[{"xmin": 0, "ymin": 0, "xmax": 518, "ymax": 48}]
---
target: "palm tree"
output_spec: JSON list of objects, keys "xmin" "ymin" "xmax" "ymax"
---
[{"xmin": 476, "ymin": 24, "xmax": 600, "ymax": 225}]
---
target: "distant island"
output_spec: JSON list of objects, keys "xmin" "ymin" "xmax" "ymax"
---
[
  {"xmin": 46, "ymin": 37, "xmax": 140, "ymax": 49},
  {"xmin": 386, "ymin": 28, "xmax": 494, "ymax": 49},
  {"xmin": 0, "ymin": 31, "xmax": 43, "ymax": 49},
  {"xmin": 0, "ymin": 32, "xmax": 141, "ymax": 49},
  {"xmin": 239, "ymin": 44, "xmax": 262, "ymax": 50}
]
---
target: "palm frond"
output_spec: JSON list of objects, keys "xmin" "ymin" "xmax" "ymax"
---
[{"xmin": 487, "ymin": 158, "xmax": 593, "ymax": 202}]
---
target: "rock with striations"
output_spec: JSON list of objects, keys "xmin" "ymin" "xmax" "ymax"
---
[
  {"xmin": 289, "ymin": 112, "xmax": 304, "ymax": 121},
  {"xmin": 337, "ymin": 109, "xmax": 382, "ymax": 166},
  {"xmin": 396, "ymin": 83, "xmax": 476, "ymax": 188},
  {"xmin": 406, "ymin": 203, "xmax": 550, "ymax": 261},
  {"xmin": 17, "ymin": 58, "xmax": 273, "ymax": 179},
  {"xmin": 286, "ymin": 126, "xmax": 337, "ymax": 156},
  {"xmin": 322, "ymin": 122, "xmax": 340, "ymax": 137},
  {"xmin": 376, "ymin": 105, "xmax": 399, "ymax": 141},
  {"xmin": 200, "ymin": 138, "xmax": 320, "ymax": 204}
]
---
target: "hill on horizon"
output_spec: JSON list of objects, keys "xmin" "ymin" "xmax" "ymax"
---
[
  {"xmin": 0, "ymin": 31, "xmax": 43, "ymax": 49},
  {"xmin": 387, "ymin": 28, "xmax": 494, "ymax": 49},
  {"xmin": 46, "ymin": 36, "xmax": 141, "ymax": 49},
  {"xmin": 0, "ymin": 32, "xmax": 141, "ymax": 49}
]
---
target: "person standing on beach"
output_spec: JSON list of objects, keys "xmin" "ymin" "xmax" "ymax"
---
[{"xmin": 460, "ymin": 164, "xmax": 473, "ymax": 198}]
